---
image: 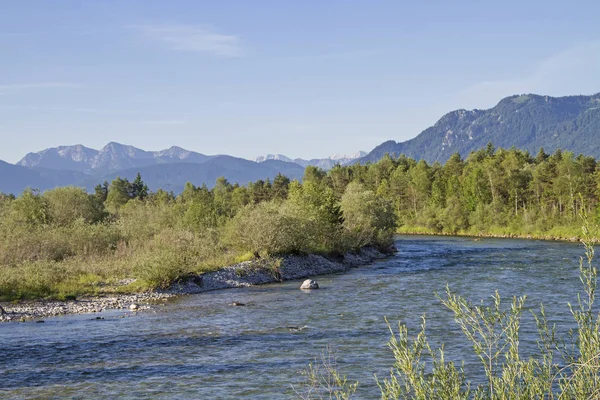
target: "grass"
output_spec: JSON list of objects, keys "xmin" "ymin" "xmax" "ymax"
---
[
  {"xmin": 397, "ymin": 223, "xmax": 587, "ymax": 242},
  {"xmin": 0, "ymin": 224, "xmax": 305, "ymax": 302}
]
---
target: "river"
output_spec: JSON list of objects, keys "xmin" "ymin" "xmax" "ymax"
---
[{"xmin": 0, "ymin": 235, "xmax": 586, "ymax": 399}]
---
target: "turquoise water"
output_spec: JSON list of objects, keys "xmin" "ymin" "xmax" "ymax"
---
[{"xmin": 0, "ymin": 236, "xmax": 585, "ymax": 398}]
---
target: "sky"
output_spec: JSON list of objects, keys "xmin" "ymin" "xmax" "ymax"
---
[{"xmin": 1, "ymin": 0, "xmax": 600, "ymax": 163}]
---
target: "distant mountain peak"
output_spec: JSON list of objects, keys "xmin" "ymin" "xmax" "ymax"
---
[
  {"xmin": 101, "ymin": 141, "xmax": 127, "ymax": 151},
  {"xmin": 167, "ymin": 145, "xmax": 185, "ymax": 151},
  {"xmin": 330, "ymin": 151, "xmax": 367, "ymax": 160},
  {"xmin": 255, "ymin": 154, "xmax": 293, "ymax": 163},
  {"xmin": 255, "ymin": 151, "xmax": 366, "ymax": 170},
  {"xmin": 157, "ymin": 146, "xmax": 187, "ymax": 156},
  {"xmin": 17, "ymin": 144, "xmax": 98, "ymax": 170}
]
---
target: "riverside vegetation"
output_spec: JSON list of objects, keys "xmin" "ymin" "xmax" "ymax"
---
[
  {"xmin": 0, "ymin": 170, "xmax": 396, "ymax": 301},
  {"xmin": 1, "ymin": 143, "xmax": 600, "ymax": 301}
]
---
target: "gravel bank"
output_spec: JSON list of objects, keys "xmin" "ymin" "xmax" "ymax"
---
[{"xmin": 0, "ymin": 247, "xmax": 389, "ymax": 322}]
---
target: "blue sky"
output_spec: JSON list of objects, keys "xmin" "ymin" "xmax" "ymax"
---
[{"xmin": 1, "ymin": 1, "xmax": 599, "ymax": 163}]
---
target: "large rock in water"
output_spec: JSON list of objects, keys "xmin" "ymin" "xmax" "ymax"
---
[{"xmin": 300, "ymin": 279, "xmax": 319, "ymax": 290}]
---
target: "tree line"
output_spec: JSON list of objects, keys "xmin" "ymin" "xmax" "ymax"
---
[{"xmin": 331, "ymin": 143, "xmax": 598, "ymax": 237}]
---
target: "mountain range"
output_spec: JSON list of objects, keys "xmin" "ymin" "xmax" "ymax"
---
[
  {"xmin": 3, "ymin": 144, "xmax": 308, "ymax": 194},
  {"xmin": 2, "ymin": 92, "xmax": 600, "ymax": 195},
  {"xmin": 255, "ymin": 151, "xmax": 367, "ymax": 170},
  {"xmin": 17, "ymin": 143, "xmax": 365, "ymax": 176},
  {"xmin": 3, "ymin": 143, "xmax": 366, "ymax": 195},
  {"xmin": 358, "ymin": 93, "xmax": 600, "ymax": 164},
  {"xmin": 17, "ymin": 143, "xmax": 214, "ymax": 175}
]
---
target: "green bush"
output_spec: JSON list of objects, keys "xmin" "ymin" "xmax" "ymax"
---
[
  {"xmin": 118, "ymin": 199, "xmax": 181, "ymax": 244},
  {"xmin": 133, "ymin": 247, "xmax": 188, "ymax": 288},
  {"xmin": 44, "ymin": 186, "xmax": 103, "ymax": 226},
  {"xmin": 132, "ymin": 228, "xmax": 225, "ymax": 288},
  {"xmin": 340, "ymin": 182, "xmax": 396, "ymax": 251},
  {"xmin": 224, "ymin": 202, "xmax": 300, "ymax": 256}
]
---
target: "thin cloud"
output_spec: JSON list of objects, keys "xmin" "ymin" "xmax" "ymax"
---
[
  {"xmin": 0, "ymin": 32, "xmax": 38, "ymax": 38},
  {"xmin": 0, "ymin": 82, "xmax": 82, "ymax": 94},
  {"xmin": 138, "ymin": 119, "xmax": 188, "ymax": 125},
  {"xmin": 131, "ymin": 24, "xmax": 243, "ymax": 57},
  {"xmin": 0, "ymin": 104, "xmax": 192, "ymax": 117},
  {"xmin": 270, "ymin": 47, "xmax": 396, "ymax": 63},
  {"xmin": 457, "ymin": 41, "xmax": 600, "ymax": 109}
]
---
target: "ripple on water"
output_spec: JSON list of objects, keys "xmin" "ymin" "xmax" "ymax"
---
[{"xmin": 0, "ymin": 235, "xmax": 585, "ymax": 398}]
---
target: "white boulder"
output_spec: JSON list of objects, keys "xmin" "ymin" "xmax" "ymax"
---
[{"xmin": 300, "ymin": 279, "xmax": 319, "ymax": 290}]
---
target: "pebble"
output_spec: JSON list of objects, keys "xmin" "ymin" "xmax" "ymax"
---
[
  {"xmin": 0, "ymin": 247, "xmax": 389, "ymax": 323},
  {"xmin": 0, "ymin": 292, "xmax": 170, "ymax": 323}
]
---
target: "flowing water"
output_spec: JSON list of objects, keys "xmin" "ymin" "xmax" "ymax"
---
[{"xmin": 0, "ymin": 236, "xmax": 587, "ymax": 399}]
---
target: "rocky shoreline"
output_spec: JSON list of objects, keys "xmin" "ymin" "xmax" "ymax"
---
[{"xmin": 0, "ymin": 247, "xmax": 389, "ymax": 322}]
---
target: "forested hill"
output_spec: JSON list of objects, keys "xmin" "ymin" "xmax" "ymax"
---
[
  {"xmin": 358, "ymin": 93, "xmax": 600, "ymax": 164},
  {"xmin": 0, "ymin": 160, "xmax": 93, "ymax": 194},
  {"xmin": 0, "ymin": 154, "xmax": 305, "ymax": 195}
]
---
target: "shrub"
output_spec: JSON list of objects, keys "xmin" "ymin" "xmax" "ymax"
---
[
  {"xmin": 223, "ymin": 202, "xmax": 300, "ymax": 256},
  {"xmin": 118, "ymin": 199, "xmax": 181, "ymax": 245},
  {"xmin": 44, "ymin": 186, "xmax": 102, "ymax": 226},
  {"xmin": 340, "ymin": 182, "xmax": 396, "ymax": 251},
  {"xmin": 132, "ymin": 228, "xmax": 224, "ymax": 288},
  {"xmin": 8, "ymin": 188, "xmax": 49, "ymax": 227},
  {"xmin": 133, "ymin": 247, "xmax": 188, "ymax": 288}
]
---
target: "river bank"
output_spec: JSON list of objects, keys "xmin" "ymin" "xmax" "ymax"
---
[
  {"xmin": 0, "ymin": 247, "xmax": 389, "ymax": 322},
  {"xmin": 397, "ymin": 228, "xmax": 585, "ymax": 242}
]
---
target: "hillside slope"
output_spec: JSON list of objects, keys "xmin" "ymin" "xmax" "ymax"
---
[
  {"xmin": 359, "ymin": 93, "xmax": 600, "ymax": 164},
  {"xmin": 0, "ymin": 160, "xmax": 92, "ymax": 194},
  {"xmin": 101, "ymin": 156, "xmax": 305, "ymax": 193}
]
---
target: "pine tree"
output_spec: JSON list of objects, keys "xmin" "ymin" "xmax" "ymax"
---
[{"xmin": 130, "ymin": 173, "xmax": 149, "ymax": 200}]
